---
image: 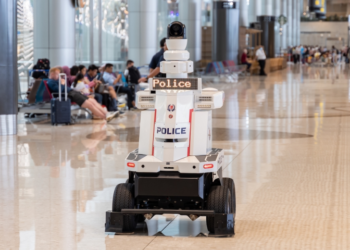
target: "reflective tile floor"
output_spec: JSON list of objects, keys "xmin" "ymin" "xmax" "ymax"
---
[{"xmin": 1, "ymin": 65, "xmax": 350, "ymax": 249}]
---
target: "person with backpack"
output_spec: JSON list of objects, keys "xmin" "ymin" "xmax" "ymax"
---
[
  {"xmin": 103, "ymin": 63, "xmax": 136, "ymax": 110},
  {"xmin": 124, "ymin": 60, "xmax": 148, "ymax": 91}
]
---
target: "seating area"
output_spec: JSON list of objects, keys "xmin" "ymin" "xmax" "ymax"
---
[
  {"xmin": 19, "ymin": 61, "xmax": 148, "ymax": 124},
  {"xmin": 250, "ymin": 57, "xmax": 287, "ymax": 75}
]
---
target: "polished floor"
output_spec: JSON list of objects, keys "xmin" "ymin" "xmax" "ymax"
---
[{"xmin": 2, "ymin": 65, "xmax": 350, "ymax": 249}]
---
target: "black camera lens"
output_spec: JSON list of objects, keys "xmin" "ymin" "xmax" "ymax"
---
[
  {"xmin": 172, "ymin": 24, "xmax": 180, "ymax": 31},
  {"xmin": 167, "ymin": 21, "xmax": 186, "ymax": 39},
  {"xmin": 170, "ymin": 24, "xmax": 183, "ymax": 36}
]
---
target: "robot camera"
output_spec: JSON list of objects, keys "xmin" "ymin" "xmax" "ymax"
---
[{"xmin": 167, "ymin": 21, "xmax": 186, "ymax": 39}]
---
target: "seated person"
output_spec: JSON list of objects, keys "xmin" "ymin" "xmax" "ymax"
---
[
  {"xmin": 62, "ymin": 66, "xmax": 74, "ymax": 87},
  {"xmin": 86, "ymin": 64, "xmax": 101, "ymax": 82},
  {"xmin": 86, "ymin": 64, "xmax": 125, "ymax": 110},
  {"xmin": 79, "ymin": 65, "xmax": 87, "ymax": 76},
  {"xmin": 27, "ymin": 69, "xmax": 48, "ymax": 101},
  {"xmin": 72, "ymin": 73, "xmax": 90, "ymax": 95},
  {"xmin": 79, "ymin": 65, "xmax": 93, "ymax": 86},
  {"xmin": 47, "ymin": 67, "xmax": 116, "ymax": 121},
  {"xmin": 70, "ymin": 65, "xmax": 79, "ymax": 77},
  {"xmin": 124, "ymin": 60, "xmax": 148, "ymax": 91},
  {"xmin": 103, "ymin": 63, "xmax": 136, "ymax": 110},
  {"xmin": 241, "ymin": 49, "xmax": 251, "ymax": 72},
  {"xmin": 70, "ymin": 65, "xmax": 102, "ymax": 105}
]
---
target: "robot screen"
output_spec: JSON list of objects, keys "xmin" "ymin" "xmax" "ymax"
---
[{"xmin": 152, "ymin": 78, "xmax": 198, "ymax": 90}]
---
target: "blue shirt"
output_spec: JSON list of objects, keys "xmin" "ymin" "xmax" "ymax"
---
[
  {"xmin": 149, "ymin": 48, "xmax": 164, "ymax": 69},
  {"xmin": 103, "ymin": 72, "xmax": 122, "ymax": 86},
  {"xmin": 157, "ymin": 54, "xmax": 165, "ymax": 68},
  {"xmin": 47, "ymin": 79, "xmax": 71, "ymax": 94},
  {"xmin": 86, "ymin": 73, "xmax": 98, "ymax": 82}
]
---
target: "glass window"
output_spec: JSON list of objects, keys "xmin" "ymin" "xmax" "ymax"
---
[
  {"xmin": 75, "ymin": 0, "xmax": 128, "ymax": 71},
  {"xmin": 17, "ymin": 0, "xmax": 34, "ymax": 99},
  {"xmin": 157, "ymin": 0, "xmax": 179, "ymax": 42},
  {"xmin": 75, "ymin": 0, "xmax": 91, "ymax": 65},
  {"xmin": 101, "ymin": 0, "xmax": 128, "ymax": 70}
]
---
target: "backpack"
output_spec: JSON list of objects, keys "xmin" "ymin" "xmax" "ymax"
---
[
  {"xmin": 36, "ymin": 58, "xmax": 50, "ymax": 70},
  {"xmin": 127, "ymin": 66, "xmax": 141, "ymax": 84},
  {"xmin": 32, "ymin": 65, "xmax": 48, "ymax": 79}
]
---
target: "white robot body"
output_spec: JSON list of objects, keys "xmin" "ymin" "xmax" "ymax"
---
[
  {"xmin": 107, "ymin": 22, "xmax": 235, "ymax": 237},
  {"xmin": 125, "ymin": 39, "xmax": 225, "ymax": 174}
]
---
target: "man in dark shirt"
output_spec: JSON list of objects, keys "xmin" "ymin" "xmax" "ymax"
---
[
  {"xmin": 86, "ymin": 64, "xmax": 100, "ymax": 82},
  {"xmin": 149, "ymin": 38, "xmax": 167, "ymax": 75},
  {"xmin": 139, "ymin": 39, "xmax": 168, "ymax": 83}
]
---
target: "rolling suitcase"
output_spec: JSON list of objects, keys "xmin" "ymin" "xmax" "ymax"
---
[{"xmin": 51, "ymin": 73, "xmax": 71, "ymax": 125}]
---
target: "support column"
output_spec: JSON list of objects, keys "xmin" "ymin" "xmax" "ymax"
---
[
  {"xmin": 212, "ymin": 0, "xmax": 240, "ymax": 63},
  {"xmin": 266, "ymin": 0, "xmax": 273, "ymax": 16},
  {"xmin": 179, "ymin": 0, "xmax": 202, "ymax": 62},
  {"xmin": 240, "ymin": 0, "xmax": 249, "ymax": 27},
  {"xmin": 281, "ymin": 0, "xmax": 287, "ymax": 50},
  {"xmin": 128, "ymin": 0, "xmax": 158, "ymax": 66},
  {"xmin": 0, "ymin": 0, "xmax": 18, "ymax": 135},
  {"xmin": 287, "ymin": 0, "xmax": 293, "ymax": 47},
  {"xmin": 258, "ymin": 16, "xmax": 276, "ymax": 58},
  {"xmin": 33, "ymin": 0, "xmax": 75, "ymax": 67},
  {"xmin": 292, "ymin": 0, "xmax": 298, "ymax": 46},
  {"xmin": 274, "ymin": 0, "xmax": 281, "ymax": 55},
  {"xmin": 297, "ymin": 0, "xmax": 301, "ymax": 45},
  {"xmin": 255, "ymin": 0, "xmax": 262, "ymax": 17}
]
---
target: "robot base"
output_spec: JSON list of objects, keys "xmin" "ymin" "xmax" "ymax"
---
[
  {"xmin": 105, "ymin": 210, "xmax": 234, "ymax": 237},
  {"xmin": 105, "ymin": 170, "xmax": 236, "ymax": 237}
]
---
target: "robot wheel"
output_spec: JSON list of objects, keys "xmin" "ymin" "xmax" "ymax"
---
[
  {"xmin": 112, "ymin": 183, "xmax": 138, "ymax": 232},
  {"xmin": 206, "ymin": 178, "xmax": 236, "ymax": 233}
]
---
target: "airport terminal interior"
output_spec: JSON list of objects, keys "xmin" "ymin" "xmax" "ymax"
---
[{"xmin": 1, "ymin": 0, "xmax": 350, "ymax": 249}]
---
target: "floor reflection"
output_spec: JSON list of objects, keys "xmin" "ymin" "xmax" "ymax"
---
[{"xmin": 2, "ymin": 65, "xmax": 350, "ymax": 249}]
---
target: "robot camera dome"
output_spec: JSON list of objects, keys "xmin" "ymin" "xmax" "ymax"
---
[{"xmin": 167, "ymin": 21, "xmax": 186, "ymax": 39}]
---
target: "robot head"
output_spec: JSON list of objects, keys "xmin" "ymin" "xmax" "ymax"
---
[
  {"xmin": 167, "ymin": 21, "xmax": 186, "ymax": 39},
  {"xmin": 166, "ymin": 21, "xmax": 187, "ymax": 50}
]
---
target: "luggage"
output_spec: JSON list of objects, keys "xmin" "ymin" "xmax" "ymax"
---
[
  {"xmin": 35, "ymin": 58, "xmax": 50, "ymax": 70},
  {"xmin": 51, "ymin": 74, "xmax": 71, "ymax": 125},
  {"xmin": 96, "ymin": 82, "xmax": 109, "ymax": 93},
  {"xmin": 31, "ymin": 68, "xmax": 48, "ymax": 80},
  {"xmin": 102, "ymin": 94, "xmax": 118, "ymax": 112}
]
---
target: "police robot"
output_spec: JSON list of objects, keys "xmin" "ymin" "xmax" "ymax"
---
[{"xmin": 105, "ymin": 21, "xmax": 236, "ymax": 236}]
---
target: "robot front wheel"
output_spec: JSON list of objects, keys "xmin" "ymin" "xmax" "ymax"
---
[
  {"xmin": 112, "ymin": 183, "xmax": 138, "ymax": 232},
  {"xmin": 112, "ymin": 178, "xmax": 236, "ymax": 234},
  {"xmin": 206, "ymin": 178, "xmax": 236, "ymax": 233}
]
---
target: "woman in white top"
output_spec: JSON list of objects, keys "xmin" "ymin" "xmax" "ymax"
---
[{"xmin": 73, "ymin": 73, "xmax": 90, "ymax": 96}]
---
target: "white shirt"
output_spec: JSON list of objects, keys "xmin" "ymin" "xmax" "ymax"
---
[
  {"xmin": 74, "ymin": 81, "xmax": 90, "ymax": 95},
  {"xmin": 256, "ymin": 48, "xmax": 266, "ymax": 60}
]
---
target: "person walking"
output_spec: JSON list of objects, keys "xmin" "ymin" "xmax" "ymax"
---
[{"xmin": 256, "ymin": 46, "xmax": 267, "ymax": 76}]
